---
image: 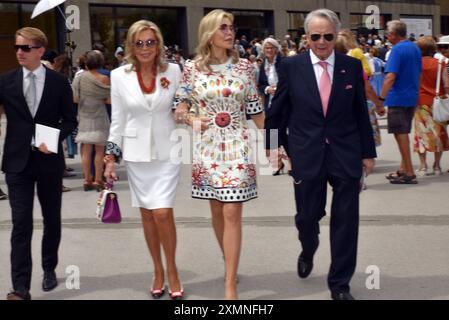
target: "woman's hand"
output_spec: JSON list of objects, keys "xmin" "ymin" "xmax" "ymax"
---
[
  {"xmin": 186, "ymin": 115, "xmax": 210, "ymax": 132},
  {"xmin": 104, "ymin": 162, "xmax": 118, "ymax": 182},
  {"xmin": 174, "ymin": 103, "xmax": 189, "ymax": 124},
  {"xmin": 267, "ymin": 86, "xmax": 277, "ymax": 96}
]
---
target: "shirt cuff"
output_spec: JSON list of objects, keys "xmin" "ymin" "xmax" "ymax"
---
[{"xmin": 105, "ymin": 141, "xmax": 122, "ymax": 163}]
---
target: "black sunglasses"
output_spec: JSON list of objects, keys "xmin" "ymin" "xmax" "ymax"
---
[
  {"xmin": 310, "ymin": 33, "xmax": 335, "ymax": 42},
  {"xmin": 14, "ymin": 44, "xmax": 42, "ymax": 52},
  {"xmin": 438, "ymin": 44, "xmax": 449, "ymax": 50},
  {"xmin": 134, "ymin": 39, "xmax": 159, "ymax": 49}
]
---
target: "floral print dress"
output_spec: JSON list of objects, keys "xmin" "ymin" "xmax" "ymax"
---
[{"xmin": 174, "ymin": 58, "xmax": 263, "ymax": 202}]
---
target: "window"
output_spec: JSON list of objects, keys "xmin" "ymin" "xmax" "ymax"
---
[
  {"xmin": 0, "ymin": 1, "xmax": 59, "ymax": 73},
  {"xmin": 205, "ymin": 8, "xmax": 274, "ymax": 41},
  {"xmin": 90, "ymin": 5, "xmax": 186, "ymax": 58}
]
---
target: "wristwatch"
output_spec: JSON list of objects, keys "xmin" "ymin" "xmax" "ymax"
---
[{"xmin": 378, "ymin": 96, "xmax": 385, "ymax": 101}]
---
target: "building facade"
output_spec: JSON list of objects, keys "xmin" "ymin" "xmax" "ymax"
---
[{"xmin": 0, "ymin": 0, "xmax": 447, "ymax": 73}]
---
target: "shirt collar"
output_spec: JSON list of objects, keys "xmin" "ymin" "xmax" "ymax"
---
[
  {"xmin": 310, "ymin": 49, "xmax": 335, "ymax": 67},
  {"xmin": 23, "ymin": 63, "xmax": 45, "ymax": 79}
]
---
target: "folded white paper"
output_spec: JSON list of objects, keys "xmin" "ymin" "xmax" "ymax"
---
[{"xmin": 35, "ymin": 124, "xmax": 60, "ymax": 153}]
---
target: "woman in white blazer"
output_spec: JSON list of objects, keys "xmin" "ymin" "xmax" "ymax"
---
[{"xmin": 103, "ymin": 20, "xmax": 183, "ymax": 300}]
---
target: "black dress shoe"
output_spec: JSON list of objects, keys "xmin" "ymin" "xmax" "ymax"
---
[
  {"xmin": 6, "ymin": 290, "xmax": 31, "ymax": 300},
  {"xmin": 297, "ymin": 255, "xmax": 313, "ymax": 279},
  {"xmin": 42, "ymin": 271, "xmax": 58, "ymax": 292},
  {"xmin": 331, "ymin": 292, "xmax": 355, "ymax": 300}
]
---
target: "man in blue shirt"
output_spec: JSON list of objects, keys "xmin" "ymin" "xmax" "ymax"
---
[{"xmin": 379, "ymin": 20, "xmax": 422, "ymax": 184}]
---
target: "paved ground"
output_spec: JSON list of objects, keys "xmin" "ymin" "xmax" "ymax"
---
[{"xmin": 1, "ymin": 118, "xmax": 449, "ymax": 300}]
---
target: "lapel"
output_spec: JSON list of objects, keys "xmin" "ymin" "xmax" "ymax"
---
[
  {"xmin": 301, "ymin": 53, "xmax": 322, "ymax": 113},
  {"xmin": 34, "ymin": 66, "xmax": 51, "ymax": 119},
  {"xmin": 121, "ymin": 68, "xmax": 165, "ymax": 112},
  {"xmin": 327, "ymin": 53, "xmax": 346, "ymax": 117}
]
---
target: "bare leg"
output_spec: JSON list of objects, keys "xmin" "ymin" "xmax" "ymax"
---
[
  {"xmin": 210, "ymin": 200, "xmax": 225, "ymax": 254},
  {"xmin": 394, "ymin": 133, "xmax": 414, "ymax": 176},
  {"xmin": 81, "ymin": 144, "xmax": 93, "ymax": 183},
  {"xmin": 94, "ymin": 145, "xmax": 105, "ymax": 184},
  {"xmin": 140, "ymin": 209, "xmax": 164, "ymax": 290},
  {"xmin": 418, "ymin": 152, "xmax": 427, "ymax": 170},
  {"xmin": 152, "ymin": 208, "xmax": 181, "ymax": 293},
  {"xmin": 222, "ymin": 202, "xmax": 243, "ymax": 300},
  {"xmin": 434, "ymin": 151, "xmax": 442, "ymax": 170}
]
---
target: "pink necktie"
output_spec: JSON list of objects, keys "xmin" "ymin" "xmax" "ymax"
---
[{"xmin": 318, "ymin": 61, "xmax": 331, "ymax": 117}]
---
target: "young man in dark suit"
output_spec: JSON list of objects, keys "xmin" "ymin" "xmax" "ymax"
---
[
  {"xmin": 265, "ymin": 9, "xmax": 376, "ymax": 300},
  {"xmin": 0, "ymin": 27, "xmax": 77, "ymax": 300}
]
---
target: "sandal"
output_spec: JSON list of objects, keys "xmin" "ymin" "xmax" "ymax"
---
[
  {"xmin": 386, "ymin": 170, "xmax": 404, "ymax": 180},
  {"xmin": 390, "ymin": 174, "xmax": 418, "ymax": 184}
]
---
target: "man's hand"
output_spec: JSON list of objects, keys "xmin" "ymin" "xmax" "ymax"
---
[
  {"xmin": 38, "ymin": 143, "xmax": 52, "ymax": 154},
  {"xmin": 362, "ymin": 158, "xmax": 375, "ymax": 176},
  {"xmin": 375, "ymin": 103, "xmax": 386, "ymax": 117}
]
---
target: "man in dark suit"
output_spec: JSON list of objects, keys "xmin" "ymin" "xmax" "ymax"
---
[
  {"xmin": 0, "ymin": 27, "xmax": 77, "ymax": 300},
  {"xmin": 265, "ymin": 9, "xmax": 376, "ymax": 300}
]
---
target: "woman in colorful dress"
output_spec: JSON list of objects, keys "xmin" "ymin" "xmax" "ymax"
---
[
  {"xmin": 414, "ymin": 36, "xmax": 449, "ymax": 176},
  {"xmin": 174, "ymin": 9, "xmax": 264, "ymax": 300}
]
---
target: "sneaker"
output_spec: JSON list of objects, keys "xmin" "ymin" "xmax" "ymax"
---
[
  {"xmin": 390, "ymin": 174, "xmax": 418, "ymax": 184},
  {"xmin": 0, "ymin": 189, "xmax": 8, "ymax": 200}
]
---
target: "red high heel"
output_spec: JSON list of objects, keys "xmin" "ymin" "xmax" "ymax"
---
[
  {"xmin": 150, "ymin": 287, "xmax": 165, "ymax": 299},
  {"xmin": 169, "ymin": 287, "xmax": 184, "ymax": 300}
]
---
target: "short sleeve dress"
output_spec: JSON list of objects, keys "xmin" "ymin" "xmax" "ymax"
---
[{"xmin": 175, "ymin": 58, "xmax": 263, "ymax": 202}]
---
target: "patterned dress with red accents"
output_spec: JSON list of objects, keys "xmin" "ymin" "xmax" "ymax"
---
[{"xmin": 174, "ymin": 58, "xmax": 262, "ymax": 202}]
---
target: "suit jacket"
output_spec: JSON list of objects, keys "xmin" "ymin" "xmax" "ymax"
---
[
  {"xmin": 108, "ymin": 63, "xmax": 181, "ymax": 162},
  {"xmin": 0, "ymin": 66, "xmax": 77, "ymax": 173},
  {"xmin": 258, "ymin": 54, "xmax": 282, "ymax": 111},
  {"xmin": 265, "ymin": 51, "xmax": 376, "ymax": 180}
]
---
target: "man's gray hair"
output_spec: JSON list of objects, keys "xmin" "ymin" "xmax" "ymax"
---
[
  {"xmin": 387, "ymin": 20, "xmax": 407, "ymax": 38},
  {"xmin": 304, "ymin": 9, "xmax": 341, "ymax": 34}
]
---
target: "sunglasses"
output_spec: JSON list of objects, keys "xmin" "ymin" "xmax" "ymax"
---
[
  {"xmin": 134, "ymin": 39, "xmax": 158, "ymax": 49},
  {"xmin": 14, "ymin": 44, "xmax": 42, "ymax": 52},
  {"xmin": 438, "ymin": 44, "xmax": 449, "ymax": 50},
  {"xmin": 218, "ymin": 24, "xmax": 236, "ymax": 34},
  {"xmin": 310, "ymin": 33, "xmax": 335, "ymax": 42}
]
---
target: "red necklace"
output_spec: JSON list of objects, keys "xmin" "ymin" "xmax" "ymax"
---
[{"xmin": 137, "ymin": 65, "xmax": 157, "ymax": 94}]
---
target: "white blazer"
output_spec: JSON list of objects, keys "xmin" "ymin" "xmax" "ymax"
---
[{"xmin": 108, "ymin": 63, "xmax": 181, "ymax": 162}]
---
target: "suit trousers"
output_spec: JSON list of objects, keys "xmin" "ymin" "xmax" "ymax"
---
[
  {"xmin": 294, "ymin": 145, "xmax": 360, "ymax": 293},
  {"xmin": 5, "ymin": 150, "xmax": 63, "ymax": 291}
]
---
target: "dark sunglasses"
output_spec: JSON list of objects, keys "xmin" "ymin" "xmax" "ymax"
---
[
  {"xmin": 218, "ymin": 24, "xmax": 236, "ymax": 33},
  {"xmin": 14, "ymin": 44, "xmax": 42, "ymax": 52},
  {"xmin": 310, "ymin": 33, "xmax": 335, "ymax": 42},
  {"xmin": 134, "ymin": 39, "xmax": 159, "ymax": 49},
  {"xmin": 438, "ymin": 44, "xmax": 449, "ymax": 50}
]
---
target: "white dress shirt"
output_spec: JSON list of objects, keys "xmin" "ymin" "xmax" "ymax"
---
[
  {"xmin": 23, "ymin": 64, "xmax": 46, "ymax": 114},
  {"xmin": 310, "ymin": 49, "xmax": 335, "ymax": 89}
]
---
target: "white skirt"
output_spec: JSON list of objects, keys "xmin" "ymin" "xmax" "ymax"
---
[{"xmin": 125, "ymin": 160, "xmax": 181, "ymax": 210}]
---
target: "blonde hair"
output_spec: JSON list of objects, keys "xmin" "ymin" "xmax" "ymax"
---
[
  {"xmin": 15, "ymin": 27, "xmax": 48, "ymax": 48},
  {"xmin": 338, "ymin": 29, "xmax": 358, "ymax": 49},
  {"xmin": 124, "ymin": 20, "xmax": 167, "ymax": 73},
  {"xmin": 194, "ymin": 9, "xmax": 239, "ymax": 72}
]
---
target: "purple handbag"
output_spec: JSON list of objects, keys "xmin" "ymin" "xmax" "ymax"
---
[{"xmin": 96, "ymin": 182, "xmax": 122, "ymax": 223}]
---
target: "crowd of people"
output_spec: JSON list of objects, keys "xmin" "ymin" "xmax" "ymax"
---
[{"xmin": 1, "ymin": 7, "xmax": 449, "ymax": 301}]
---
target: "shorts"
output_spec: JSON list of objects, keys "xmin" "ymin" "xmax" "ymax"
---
[{"xmin": 387, "ymin": 106, "xmax": 416, "ymax": 134}]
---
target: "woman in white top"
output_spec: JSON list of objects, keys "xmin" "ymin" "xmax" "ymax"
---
[{"xmin": 103, "ymin": 20, "xmax": 183, "ymax": 300}]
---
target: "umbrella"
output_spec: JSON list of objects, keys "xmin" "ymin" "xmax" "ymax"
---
[{"xmin": 31, "ymin": 0, "xmax": 66, "ymax": 19}]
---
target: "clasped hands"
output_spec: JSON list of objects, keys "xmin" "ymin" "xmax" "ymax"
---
[{"xmin": 174, "ymin": 103, "xmax": 209, "ymax": 132}]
